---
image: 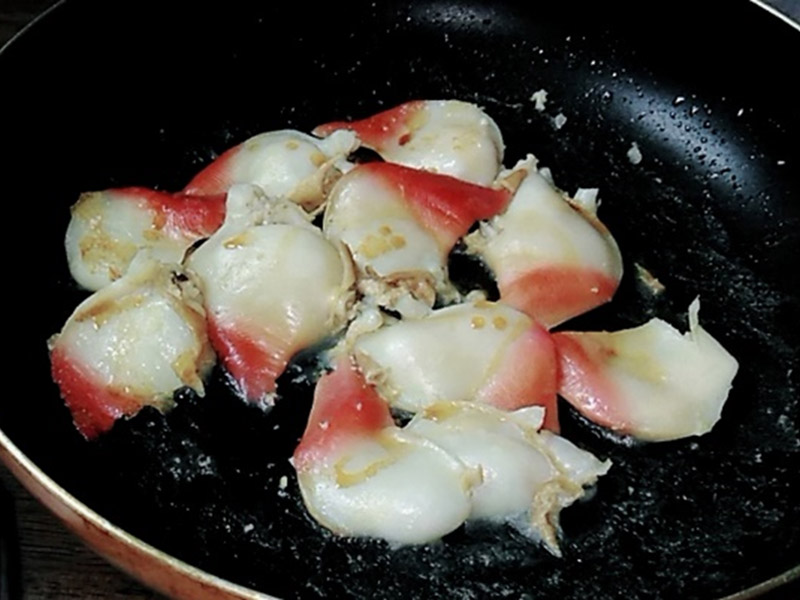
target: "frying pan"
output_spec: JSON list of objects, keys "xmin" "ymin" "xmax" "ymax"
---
[{"xmin": 1, "ymin": 0, "xmax": 798, "ymax": 598}]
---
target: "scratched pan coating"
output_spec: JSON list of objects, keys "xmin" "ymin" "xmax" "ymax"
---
[{"xmin": 1, "ymin": 0, "xmax": 798, "ymax": 598}]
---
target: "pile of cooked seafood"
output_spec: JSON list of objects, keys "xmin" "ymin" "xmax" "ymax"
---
[{"xmin": 49, "ymin": 100, "xmax": 738, "ymax": 553}]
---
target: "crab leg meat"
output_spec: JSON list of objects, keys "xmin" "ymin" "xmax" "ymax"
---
[
  {"xmin": 49, "ymin": 255, "xmax": 215, "ymax": 439},
  {"xmin": 65, "ymin": 187, "xmax": 226, "ymax": 291},
  {"xmin": 407, "ymin": 402, "xmax": 610, "ymax": 555},
  {"xmin": 552, "ymin": 299, "xmax": 739, "ymax": 441},
  {"xmin": 324, "ymin": 162, "xmax": 510, "ymax": 307},
  {"xmin": 187, "ymin": 185, "xmax": 355, "ymax": 403},
  {"xmin": 354, "ymin": 299, "xmax": 560, "ymax": 430},
  {"xmin": 314, "ymin": 100, "xmax": 504, "ymax": 186},
  {"xmin": 467, "ymin": 156, "xmax": 623, "ymax": 328},
  {"xmin": 183, "ymin": 129, "xmax": 358, "ymax": 210},
  {"xmin": 293, "ymin": 358, "xmax": 475, "ymax": 544}
]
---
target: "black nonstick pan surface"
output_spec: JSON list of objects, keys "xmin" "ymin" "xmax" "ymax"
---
[{"xmin": 1, "ymin": 1, "xmax": 798, "ymax": 598}]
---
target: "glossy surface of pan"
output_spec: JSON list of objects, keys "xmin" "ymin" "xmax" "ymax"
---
[{"xmin": 1, "ymin": 0, "xmax": 798, "ymax": 598}]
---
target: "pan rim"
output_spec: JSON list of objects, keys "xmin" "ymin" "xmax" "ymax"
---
[
  {"xmin": 0, "ymin": 0, "xmax": 797, "ymax": 598},
  {"xmin": 0, "ymin": 0, "xmax": 66, "ymax": 56},
  {"xmin": 718, "ymin": 565, "xmax": 800, "ymax": 600},
  {"xmin": 748, "ymin": 0, "xmax": 800, "ymax": 31},
  {"xmin": 0, "ymin": 428, "xmax": 273, "ymax": 600},
  {"xmin": 4, "ymin": 395, "xmax": 798, "ymax": 600}
]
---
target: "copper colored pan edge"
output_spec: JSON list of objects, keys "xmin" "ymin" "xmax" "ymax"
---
[
  {"xmin": 718, "ymin": 565, "xmax": 800, "ymax": 600},
  {"xmin": 3, "ymin": 408, "xmax": 797, "ymax": 600},
  {"xmin": 0, "ymin": 429, "xmax": 272, "ymax": 600}
]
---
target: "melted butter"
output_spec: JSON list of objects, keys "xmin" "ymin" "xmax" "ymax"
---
[
  {"xmin": 422, "ymin": 401, "xmax": 464, "ymax": 421},
  {"xmin": 310, "ymin": 150, "xmax": 327, "ymax": 167},
  {"xmin": 333, "ymin": 432, "xmax": 410, "ymax": 488},
  {"xmin": 359, "ymin": 229, "xmax": 407, "ymax": 259},
  {"xmin": 358, "ymin": 234, "xmax": 392, "ymax": 259},
  {"xmin": 471, "ymin": 316, "xmax": 486, "ymax": 329},
  {"xmin": 223, "ymin": 232, "xmax": 250, "ymax": 249}
]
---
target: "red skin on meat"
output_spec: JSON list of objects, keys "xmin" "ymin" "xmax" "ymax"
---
[
  {"xmin": 111, "ymin": 187, "xmax": 226, "ymax": 238},
  {"xmin": 551, "ymin": 331, "xmax": 628, "ymax": 431},
  {"xmin": 50, "ymin": 345, "xmax": 144, "ymax": 439},
  {"xmin": 357, "ymin": 162, "xmax": 510, "ymax": 251},
  {"xmin": 313, "ymin": 100, "xmax": 425, "ymax": 152},
  {"xmin": 293, "ymin": 357, "xmax": 393, "ymax": 471},
  {"xmin": 476, "ymin": 321, "xmax": 560, "ymax": 432},
  {"xmin": 182, "ymin": 146, "xmax": 244, "ymax": 197},
  {"xmin": 499, "ymin": 266, "xmax": 620, "ymax": 330},
  {"xmin": 207, "ymin": 317, "xmax": 293, "ymax": 402}
]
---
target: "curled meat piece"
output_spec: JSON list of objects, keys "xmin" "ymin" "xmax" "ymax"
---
[
  {"xmin": 324, "ymin": 162, "xmax": 510, "ymax": 310},
  {"xmin": 49, "ymin": 255, "xmax": 214, "ymax": 439},
  {"xmin": 293, "ymin": 358, "xmax": 476, "ymax": 544},
  {"xmin": 187, "ymin": 185, "xmax": 355, "ymax": 404},
  {"xmin": 183, "ymin": 129, "xmax": 358, "ymax": 210},
  {"xmin": 406, "ymin": 402, "xmax": 610, "ymax": 555},
  {"xmin": 553, "ymin": 299, "xmax": 739, "ymax": 441},
  {"xmin": 467, "ymin": 156, "xmax": 623, "ymax": 328},
  {"xmin": 65, "ymin": 187, "xmax": 225, "ymax": 291},
  {"xmin": 314, "ymin": 100, "xmax": 504, "ymax": 185},
  {"xmin": 354, "ymin": 300, "xmax": 559, "ymax": 431}
]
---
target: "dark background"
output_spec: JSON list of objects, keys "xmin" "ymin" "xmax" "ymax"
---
[{"xmin": 1, "ymin": 8, "xmax": 168, "ymax": 600}]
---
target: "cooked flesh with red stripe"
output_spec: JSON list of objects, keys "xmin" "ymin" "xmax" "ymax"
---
[
  {"xmin": 183, "ymin": 129, "xmax": 357, "ymax": 210},
  {"xmin": 553, "ymin": 300, "xmax": 739, "ymax": 441},
  {"xmin": 467, "ymin": 156, "xmax": 622, "ymax": 328},
  {"xmin": 293, "ymin": 358, "xmax": 475, "ymax": 544},
  {"xmin": 49, "ymin": 256, "xmax": 214, "ymax": 438},
  {"xmin": 314, "ymin": 100, "xmax": 504, "ymax": 185},
  {"xmin": 187, "ymin": 185, "xmax": 355, "ymax": 403},
  {"xmin": 324, "ymin": 162, "xmax": 509, "ymax": 308},
  {"xmin": 353, "ymin": 300, "xmax": 559, "ymax": 431},
  {"xmin": 65, "ymin": 187, "xmax": 225, "ymax": 291}
]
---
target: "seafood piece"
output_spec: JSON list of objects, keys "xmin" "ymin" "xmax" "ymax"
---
[
  {"xmin": 65, "ymin": 187, "xmax": 226, "ymax": 291},
  {"xmin": 354, "ymin": 300, "xmax": 560, "ymax": 431},
  {"xmin": 553, "ymin": 299, "xmax": 739, "ymax": 441},
  {"xmin": 183, "ymin": 130, "xmax": 358, "ymax": 210},
  {"xmin": 49, "ymin": 255, "xmax": 214, "ymax": 439},
  {"xmin": 407, "ymin": 402, "xmax": 610, "ymax": 554},
  {"xmin": 466, "ymin": 156, "xmax": 623, "ymax": 328},
  {"xmin": 187, "ymin": 185, "xmax": 355, "ymax": 404},
  {"xmin": 314, "ymin": 100, "xmax": 504, "ymax": 185},
  {"xmin": 293, "ymin": 358, "xmax": 476, "ymax": 544},
  {"xmin": 324, "ymin": 162, "xmax": 510, "ymax": 309}
]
